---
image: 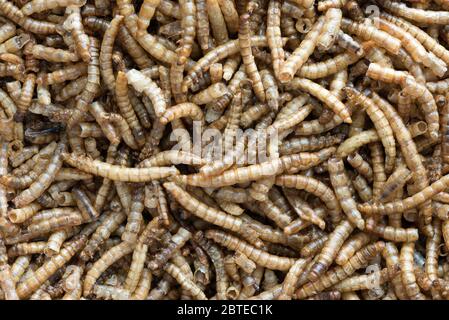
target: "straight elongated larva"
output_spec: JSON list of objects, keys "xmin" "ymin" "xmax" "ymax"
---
[
  {"xmin": 206, "ymin": 229, "xmax": 295, "ymax": 271},
  {"xmin": 176, "ymin": 149, "xmax": 336, "ymax": 188},
  {"xmin": 344, "ymin": 87, "xmax": 396, "ymax": 173},
  {"xmin": 266, "ymin": 0, "xmax": 283, "ymax": 79},
  {"xmin": 62, "ymin": 152, "xmax": 178, "ymax": 182},
  {"xmin": 21, "ymin": 0, "xmax": 86, "ymax": 15},
  {"xmin": 295, "ymin": 241, "xmax": 386, "ymax": 299},
  {"xmin": 377, "ymin": 0, "xmax": 449, "ymax": 25},
  {"xmin": 279, "ymin": 17, "xmax": 325, "ymax": 83},
  {"xmin": 378, "ymin": 165, "xmax": 412, "ymax": 203},
  {"xmin": 318, "ymin": 8, "xmax": 342, "ymax": 51},
  {"xmin": 239, "ymin": 6, "xmax": 265, "ymax": 103},
  {"xmin": 83, "ymin": 241, "xmax": 135, "ymax": 296},
  {"xmin": 307, "ymin": 220, "xmax": 354, "ymax": 281},
  {"xmin": 400, "ymin": 242, "xmax": 426, "ymax": 300},
  {"xmin": 287, "ymin": 78, "xmax": 351, "ymax": 124},
  {"xmin": 327, "ymin": 156, "xmax": 365, "ymax": 229}
]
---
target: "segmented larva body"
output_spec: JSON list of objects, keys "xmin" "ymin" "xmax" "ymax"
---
[
  {"xmin": 239, "ymin": 8, "xmax": 265, "ymax": 103},
  {"xmin": 287, "ymin": 78, "xmax": 351, "ymax": 124},
  {"xmin": 205, "ymin": 229, "xmax": 295, "ymax": 271},
  {"xmin": 378, "ymin": 165, "xmax": 412, "ymax": 203},
  {"xmin": 21, "ymin": 0, "xmax": 85, "ymax": 15},
  {"xmin": 377, "ymin": 0, "xmax": 449, "ymax": 25},
  {"xmin": 341, "ymin": 18, "xmax": 401, "ymax": 54},
  {"xmin": 317, "ymin": 8, "xmax": 342, "ymax": 51},
  {"xmin": 295, "ymin": 241, "xmax": 386, "ymax": 299},
  {"xmin": 400, "ymin": 242, "xmax": 426, "ymax": 300},
  {"xmin": 359, "ymin": 173, "xmax": 449, "ymax": 215},
  {"xmin": 332, "ymin": 267, "xmax": 397, "ymax": 292},
  {"xmin": 381, "ymin": 12, "xmax": 449, "ymax": 66},
  {"xmin": 115, "ymin": 71, "xmax": 145, "ymax": 148},
  {"xmin": 266, "ymin": 0, "xmax": 284, "ymax": 79},
  {"xmin": 176, "ymin": 148, "xmax": 336, "ymax": 188},
  {"xmin": 126, "ymin": 69, "xmax": 167, "ymax": 117},
  {"xmin": 279, "ymin": 17, "xmax": 325, "ymax": 83},
  {"xmin": 327, "ymin": 156, "xmax": 365, "ymax": 230},
  {"xmin": 62, "ymin": 152, "xmax": 179, "ymax": 182},
  {"xmin": 275, "ymin": 174, "xmax": 343, "ymax": 225},
  {"xmin": 347, "ymin": 152, "xmax": 373, "ymax": 182},
  {"xmin": 335, "ymin": 232, "xmax": 373, "ymax": 266},
  {"xmin": 164, "ymin": 262, "xmax": 207, "ymax": 300},
  {"xmin": 308, "ymin": 220, "xmax": 354, "ymax": 281},
  {"xmin": 16, "ymin": 236, "xmax": 86, "ymax": 299},
  {"xmin": 365, "ymin": 218, "xmax": 419, "ymax": 242},
  {"xmin": 83, "ymin": 241, "xmax": 135, "ymax": 296},
  {"xmin": 344, "ymin": 87, "xmax": 396, "ymax": 173},
  {"xmin": 12, "ymin": 141, "xmax": 66, "ymax": 208}
]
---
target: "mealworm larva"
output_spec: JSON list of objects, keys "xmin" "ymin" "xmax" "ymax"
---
[
  {"xmin": 279, "ymin": 17, "xmax": 325, "ymax": 83},
  {"xmin": 345, "ymin": 87, "xmax": 396, "ymax": 173},
  {"xmin": 287, "ymin": 78, "xmax": 351, "ymax": 124},
  {"xmin": 7, "ymin": 241, "xmax": 47, "ymax": 257},
  {"xmin": 336, "ymin": 129, "xmax": 380, "ymax": 158},
  {"xmin": 332, "ymin": 266, "xmax": 398, "ymax": 292},
  {"xmin": 359, "ymin": 172, "xmax": 449, "ymax": 215},
  {"xmin": 14, "ymin": 73, "xmax": 36, "ymax": 121},
  {"xmin": 83, "ymin": 241, "xmax": 135, "ymax": 296},
  {"xmin": 63, "ymin": 7, "xmax": 90, "ymax": 63},
  {"xmin": 266, "ymin": 0, "xmax": 283, "ymax": 79},
  {"xmin": 21, "ymin": 0, "xmax": 85, "ymax": 15},
  {"xmin": 176, "ymin": 148, "xmax": 336, "ymax": 188},
  {"xmin": 216, "ymin": 0, "xmax": 238, "ymax": 35},
  {"xmin": 62, "ymin": 152, "xmax": 178, "ymax": 182},
  {"xmin": 206, "ymin": 0, "xmax": 228, "ymax": 45},
  {"xmin": 137, "ymin": 0, "xmax": 160, "ymax": 32},
  {"xmin": 275, "ymin": 174, "xmax": 342, "ymax": 225},
  {"xmin": 164, "ymin": 262, "xmax": 207, "ymax": 300},
  {"xmin": 239, "ymin": 6, "xmax": 265, "ymax": 103},
  {"xmin": 114, "ymin": 71, "xmax": 145, "ymax": 148},
  {"xmin": 377, "ymin": 0, "xmax": 449, "ymax": 25},
  {"xmin": 335, "ymin": 232, "xmax": 373, "ymax": 266},
  {"xmin": 374, "ymin": 17, "xmax": 446, "ymax": 77},
  {"xmin": 278, "ymin": 259, "xmax": 310, "ymax": 300},
  {"xmin": 317, "ymin": 8, "xmax": 342, "ymax": 51},
  {"xmin": 347, "ymin": 152, "xmax": 373, "ymax": 182},
  {"xmin": 378, "ymin": 165, "xmax": 412, "ymax": 203},
  {"xmin": 98, "ymin": 15, "xmax": 122, "ymax": 93},
  {"xmin": 400, "ymin": 242, "xmax": 426, "ymax": 300},
  {"xmin": 381, "ymin": 13, "xmax": 449, "ymax": 66},
  {"xmin": 296, "ymin": 241, "xmax": 386, "ymax": 299},
  {"xmin": 0, "ymin": 34, "xmax": 29, "ymax": 54},
  {"xmin": 328, "ymin": 156, "xmax": 365, "ymax": 230},
  {"xmin": 16, "ymin": 236, "xmax": 86, "ymax": 299},
  {"xmin": 7, "ymin": 202, "xmax": 41, "ymax": 224},
  {"xmin": 308, "ymin": 220, "xmax": 354, "ymax": 281},
  {"xmin": 297, "ymin": 51, "xmax": 361, "ymax": 80},
  {"xmin": 160, "ymin": 102, "xmax": 204, "ymax": 125},
  {"xmin": 341, "ymin": 18, "xmax": 401, "ymax": 55},
  {"xmin": 191, "ymin": 82, "xmax": 228, "ymax": 105},
  {"xmin": 206, "ymin": 229, "xmax": 295, "ymax": 271},
  {"xmin": 365, "ymin": 218, "xmax": 419, "ymax": 242},
  {"xmin": 126, "ymin": 69, "xmax": 166, "ymax": 117},
  {"xmin": 280, "ymin": 134, "xmax": 345, "ymax": 155},
  {"xmin": 12, "ymin": 141, "xmax": 66, "ymax": 208},
  {"xmin": 37, "ymin": 62, "xmax": 87, "ymax": 86}
]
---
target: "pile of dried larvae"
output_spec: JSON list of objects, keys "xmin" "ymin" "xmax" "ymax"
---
[{"xmin": 1, "ymin": 0, "xmax": 449, "ymax": 301}]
